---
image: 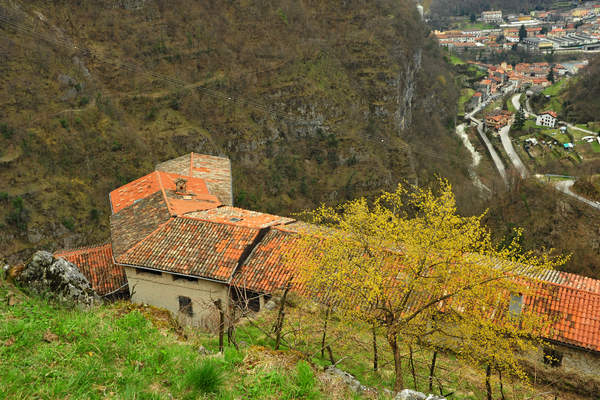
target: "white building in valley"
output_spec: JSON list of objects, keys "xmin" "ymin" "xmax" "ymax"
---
[{"xmin": 536, "ymin": 111, "xmax": 557, "ymax": 128}]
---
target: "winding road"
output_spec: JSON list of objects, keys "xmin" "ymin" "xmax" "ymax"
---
[
  {"xmin": 554, "ymin": 179, "xmax": 600, "ymax": 210},
  {"xmin": 465, "ymin": 95, "xmax": 508, "ymax": 186},
  {"xmin": 500, "ymin": 97, "xmax": 528, "ymax": 179}
]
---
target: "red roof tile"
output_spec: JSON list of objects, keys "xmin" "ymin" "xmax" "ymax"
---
[
  {"xmin": 115, "ymin": 217, "xmax": 260, "ymax": 282},
  {"xmin": 540, "ymin": 110, "xmax": 558, "ymax": 118},
  {"xmin": 156, "ymin": 153, "xmax": 233, "ymax": 206},
  {"xmin": 525, "ymin": 279, "xmax": 600, "ymax": 351},
  {"xmin": 109, "ymin": 171, "xmax": 220, "ymax": 215},
  {"xmin": 55, "ymin": 243, "xmax": 127, "ymax": 296},
  {"xmin": 185, "ymin": 206, "xmax": 295, "ymax": 229},
  {"xmin": 231, "ymin": 228, "xmax": 301, "ymax": 293}
]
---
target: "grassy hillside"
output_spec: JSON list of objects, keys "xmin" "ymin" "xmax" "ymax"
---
[
  {"xmin": 0, "ymin": 0, "xmax": 473, "ymax": 262},
  {"xmin": 2, "ymin": 276, "xmax": 592, "ymax": 400},
  {"xmin": 0, "ymin": 282, "xmax": 358, "ymax": 399}
]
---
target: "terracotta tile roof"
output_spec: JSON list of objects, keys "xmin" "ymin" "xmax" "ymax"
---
[
  {"xmin": 231, "ymin": 227, "xmax": 301, "ymax": 293},
  {"xmin": 525, "ymin": 279, "xmax": 600, "ymax": 352},
  {"xmin": 109, "ymin": 171, "xmax": 220, "ymax": 215},
  {"xmin": 185, "ymin": 206, "xmax": 295, "ymax": 229},
  {"xmin": 115, "ymin": 217, "xmax": 260, "ymax": 282},
  {"xmin": 156, "ymin": 153, "xmax": 233, "ymax": 206},
  {"xmin": 540, "ymin": 110, "xmax": 558, "ymax": 118},
  {"xmin": 55, "ymin": 243, "xmax": 127, "ymax": 296}
]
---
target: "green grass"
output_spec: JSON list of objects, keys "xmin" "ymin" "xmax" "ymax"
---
[
  {"xmin": 542, "ymin": 79, "xmax": 568, "ymax": 97},
  {"xmin": 450, "ymin": 54, "xmax": 465, "ymax": 66},
  {"xmin": 591, "ymin": 141, "xmax": 600, "ymax": 153},
  {"xmin": 184, "ymin": 359, "xmax": 225, "ymax": 395},
  {"xmin": 0, "ymin": 283, "xmax": 346, "ymax": 400},
  {"xmin": 451, "ymin": 21, "xmax": 496, "ymax": 30},
  {"xmin": 458, "ymin": 88, "xmax": 475, "ymax": 115}
]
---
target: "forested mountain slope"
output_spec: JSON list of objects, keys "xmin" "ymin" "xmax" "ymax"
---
[
  {"xmin": 0, "ymin": 0, "xmax": 473, "ymax": 261},
  {"xmin": 563, "ymin": 56, "xmax": 600, "ymax": 123}
]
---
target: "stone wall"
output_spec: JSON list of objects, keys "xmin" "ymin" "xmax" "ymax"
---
[
  {"xmin": 521, "ymin": 344, "xmax": 600, "ymax": 396},
  {"xmin": 124, "ymin": 266, "xmax": 228, "ymax": 331}
]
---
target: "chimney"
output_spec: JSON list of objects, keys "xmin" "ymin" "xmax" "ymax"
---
[{"xmin": 175, "ymin": 178, "xmax": 187, "ymax": 194}]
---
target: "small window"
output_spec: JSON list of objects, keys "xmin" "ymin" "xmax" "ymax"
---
[
  {"xmin": 173, "ymin": 275, "xmax": 198, "ymax": 282},
  {"xmin": 543, "ymin": 347, "xmax": 562, "ymax": 367},
  {"xmin": 178, "ymin": 296, "xmax": 193, "ymax": 316},
  {"xmin": 136, "ymin": 268, "xmax": 162, "ymax": 276},
  {"xmin": 509, "ymin": 293, "xmax": 523, "ymax": 318}
]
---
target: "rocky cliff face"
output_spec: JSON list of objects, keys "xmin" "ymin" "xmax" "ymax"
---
[{"xmin": 0, "ymin": 0, "xmax": 473, "ymax": 261}]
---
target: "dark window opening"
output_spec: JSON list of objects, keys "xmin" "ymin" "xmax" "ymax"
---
[
  {"xmin": 178, "ymin": 296, "xmax": 193, "ymax": 316},
  {"xmin": 172, "ymin": 275, "xmax": 199, "ymax": 282},
  {"xmin": 543, "ymin": 347, "xmax": 563, "ymax": 367},
  {"xmin": 230, "ymin": 287, "xmax": 262, "ymax": 312},
  {"xmin": 136, "ymin": 268, "xmax": 162, "ymax": 276}
]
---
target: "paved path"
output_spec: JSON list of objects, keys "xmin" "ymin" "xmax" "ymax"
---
[
  {"xmin": 455, "ymin": 124, "xmax": 490, "ymax": 194},
  {"xmin": 499, "ymin": 122, "xmax": 528, "ymax": 178},
  {"xmin": 474, "ymin": 120, "xmax": 508, "ymax": 186},
  {"xmin": 554, "ymin": 179, "xmax": 600, "ymax": 210},
  {"xmin": 465, "ymin": 97, "xmax": 508, "ymax": 186}
]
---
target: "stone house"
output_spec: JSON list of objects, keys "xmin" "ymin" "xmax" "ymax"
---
[{"xmin": 54, "ymin": 153, "xmax": 600, "ymax": 391}]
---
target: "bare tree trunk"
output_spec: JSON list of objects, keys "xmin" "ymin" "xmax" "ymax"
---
[
  {"xmin": 321, "ymin": 306, "xmax": 331, "ymax": 358},
  {"xmin": 498, "ymin": 368, "xmax": 505, "ymax": 400},
  {"xmin": 215, "ymin": 299, "xmax": 224, "ymax": 353},
  {"xmin": 429, "ymin": 350, "xmax": 438, "ymax": 392},
  {"xmin": 274, "ymin": 284, "xmax": 291, "ymax": 350},
  {"xmin": 409, "ymin": 345, "xmax": 417, "ymax": 389},
  {"xmin": 372, "ymin": 324, "xmax": 378, "ymax": 372},
  {"xmin": 387, "ymin": 331, "xmax": 404, "ymax": 392},
  {"xmin": 326, "ymin": 345, "xmax": 335, "ymax": 365},
  {"xmin": 486, "ymin": 364, "xmax": 492, "ymax": 400}
]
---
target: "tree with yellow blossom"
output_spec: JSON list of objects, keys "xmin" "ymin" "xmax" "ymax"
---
[{"xmin": 295, "ymin": 180, "xmax": 566, "ymax": 392}]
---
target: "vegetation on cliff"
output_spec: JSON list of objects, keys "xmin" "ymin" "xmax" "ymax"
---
[{"xmin": 0, "ymin": 0, "xmax": 469, "ymax": 261}]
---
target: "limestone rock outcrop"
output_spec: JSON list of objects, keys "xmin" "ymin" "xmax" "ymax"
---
[{"xmin": 16, "ymin": 251, "xmax": 101, "ymax": 306}]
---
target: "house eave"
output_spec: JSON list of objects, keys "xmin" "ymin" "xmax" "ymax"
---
[{"xmin": 114, "ymin": 261, "xmax": 229, "ymax": 285}]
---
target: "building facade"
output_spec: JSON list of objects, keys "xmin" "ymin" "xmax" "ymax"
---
[
  {"xmin": 482, "ymin": 10, "xmax": 503, "ymax": 24},
  {"xmin": 536, "ymin": 111, "xmax": 557, "ymax": 127}
]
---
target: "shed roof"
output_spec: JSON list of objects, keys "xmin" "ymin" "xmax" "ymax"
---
[{"xmin": 55, "ymin": 243, "xmax": 126, "ymax": 296}]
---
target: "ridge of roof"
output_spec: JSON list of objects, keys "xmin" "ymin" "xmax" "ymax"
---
[
  {"xmin": 55, "ymin": 242, "xmax": 111, "ymax": 256},
  {"xmin": 183, "ymin": 206, "xmax": 295, "ymax": 229},
  {"xmin": 110, "ymin": 170, "xmax": 221, "ymax": 216}
]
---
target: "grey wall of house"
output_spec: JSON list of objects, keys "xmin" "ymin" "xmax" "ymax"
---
[
  {"xmin": 124, "ymin": 266, "xmax": 229, "ymax": 331},
  {"xmin": 522, "ymin": 344, "xmax": 600, "ymax": 395}
]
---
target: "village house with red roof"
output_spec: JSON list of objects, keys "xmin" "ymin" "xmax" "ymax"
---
[
  {"xmin": 537, "ymin": 110, "xmax": 558, "ymax": 128},
  {"xmin": 54, "ymin": 153, "xmax": 600, "ymax": 387}
]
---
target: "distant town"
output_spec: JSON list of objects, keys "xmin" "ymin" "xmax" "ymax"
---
[{"xmin": 433, "ymin": 2, "xmax": 600, "ymax": 54}]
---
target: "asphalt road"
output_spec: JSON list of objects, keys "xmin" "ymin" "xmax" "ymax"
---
[
  {"xmin": 499, "ymin": 121, "xmax": 528, "ymax": 179},
  {"xmin": 554, "ymin": 179, "xmax": 600, "ymax": 210}
]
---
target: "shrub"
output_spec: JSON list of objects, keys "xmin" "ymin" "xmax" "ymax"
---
[
  {"xmin": 184, "ymin": 359, "xmax": 224, "ymax": 394},
  {"xmin": 61, "ymin": 217, "xmax": 75, "ymax": 231},
  {"xmin": 0, "ymin": 123, "xmax": 14, "ymax": 139}
]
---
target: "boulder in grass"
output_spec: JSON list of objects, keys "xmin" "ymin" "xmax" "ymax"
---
[{"xmin": 16, "ymin": 251, "xmax": 101, "ymax": 306}]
